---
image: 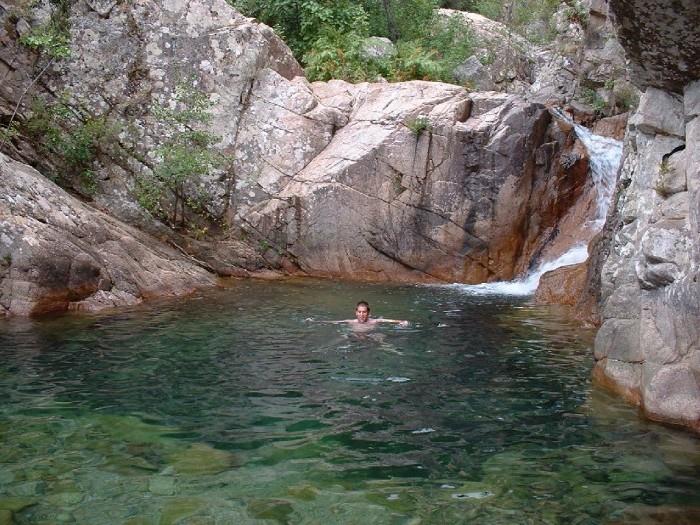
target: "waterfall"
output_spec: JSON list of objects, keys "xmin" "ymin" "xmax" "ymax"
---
[
  {"xmin": 559, "ymin": 111, "xmax": 623, "ymax": 227},
  {"xmin": 451, "ymin": 109, "xmax": 623, "ymax": 296}
]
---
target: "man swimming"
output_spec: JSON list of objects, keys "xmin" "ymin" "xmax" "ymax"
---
[{"xmin": 337, "ymin": 301, "xmax": 409, "ymax": 328}]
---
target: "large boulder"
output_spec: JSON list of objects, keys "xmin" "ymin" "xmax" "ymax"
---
[
  {"xmin": 0, "ymin": 153, "xmax": 216, "ymax": 316},
  {"xmin": 608, "ymin": 0, "xmax": 700, "ymax": 94},
  {"xmin": 246, "ymin": 83, "xmax": 599, "ymax": 283},
  {"xmin": 439, "ymin": 9, "xmax": 534, "ymax": 93},
  {"xmin": 594, "ymin": 83, "xmax": 700, "ymax": 434}
]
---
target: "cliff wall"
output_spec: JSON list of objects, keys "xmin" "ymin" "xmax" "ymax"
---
[{"xmin": 593, "ymin": 0, "xmax": 700, "ymax": 433}]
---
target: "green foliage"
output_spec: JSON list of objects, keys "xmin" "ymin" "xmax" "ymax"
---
[
  {"xmin": 0, "ymin": 122, "xmax": 20, "ymax": 143},
  {"xmin": 138, "ymin": 80, "xmax": 230, "ymax": 227},
  {"xmin": 18, "ymin": 0, "xmax": 71, "ymax": 58},
  {"xmin": 19, "ymin": 28, "xmax": 70, "ymax": 58},
  {"xmin": 406, "ymin": 115, "xmax": 432, "ymax": 135},
  {"xmin": 233, "ymin": 0, "xmax": 475, "ymax": 84},
  {"xmin": 562, "ymin": 0, "xmax": 588, "ymax": 26},
  {"xmin": 614, "ymin": 85, "xmax": 639, "ymax": 112},
  {"xmin": 387, "ymin": 0, "xmax": 437, "ymax": 41},
  {"xmin": 230, "ymin": 0, "xmax": 368, "ymax": 59},
  {"xmin": 580, "ymin": 87, "xmax": 607, "ymax": 113},
  {"xmin": 654, "ymin": 160, "xmax": 673, "ymax": 197},
  {"xmin": 20, "ymin": 97, "xmax": 114, "ymax": 196},
  {"xmin": 472, "ymin": 0, "xmax": 501, "ymax": 20},
  {"xmin": 303, "ymin": 29, "xmax": 381, "ymax": 82}
]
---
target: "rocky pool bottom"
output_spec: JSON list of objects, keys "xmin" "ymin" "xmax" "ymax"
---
[{"xmin": 0, "ymin": 279, "xmax": 698, "ymax": 524}]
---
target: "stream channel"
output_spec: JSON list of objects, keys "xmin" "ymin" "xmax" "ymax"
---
[{"xmin": 1, "ymin": 279, "xmax": 699, "ymax": 524}]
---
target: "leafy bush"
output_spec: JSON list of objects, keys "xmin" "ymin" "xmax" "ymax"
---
[
  {"xmin": 407, "ymin": 115, "xmax": 432, "ymax": 135},
  {"xmin": 18, "ymin": 0, "xmax": 71, "ymax": 58},
  {"xmin": 20, "ymin": 97, "xmax": 114, "ymax": 196},
  {"xmin": 230, "ymin": 0, "xmax": 368, "ymax": 59},
  {"xmin": 138, "ymin": 81, "xmax": 231, "ymax": 227},
  {"xmin": 232, "ymin": 0, "xmax": 474, "ymax": 84},
  {"xmin": 580, "ymin": 87, "xmax": 607, "ymax": 113}
]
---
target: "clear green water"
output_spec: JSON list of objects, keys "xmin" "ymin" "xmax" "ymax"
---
[{"xmin": 1, "ymin": 279, "xmax": 699, "ymax": 524}]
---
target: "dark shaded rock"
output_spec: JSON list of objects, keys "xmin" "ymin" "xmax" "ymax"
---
[{"xmin": 608, "ymin": 0, "xmax": 700, "ymax": 93}]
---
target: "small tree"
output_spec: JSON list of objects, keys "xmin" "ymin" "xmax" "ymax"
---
[{"xmin": 137, "ymin": 81, "xmax": 228, "ymax": 227}]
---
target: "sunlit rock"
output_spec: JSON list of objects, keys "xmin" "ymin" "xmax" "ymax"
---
[{"xmin": 0, "ymin": 156, "xmax": 215, "ymax": 316}]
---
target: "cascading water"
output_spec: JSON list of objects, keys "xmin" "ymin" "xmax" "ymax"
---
[
  {"xmin": 563, "ymin": 111, "xmax": 624, "ymax": 228},
  {"xmin": 452, "ymin": 109, "xmax": 623, "ymax": 296}
]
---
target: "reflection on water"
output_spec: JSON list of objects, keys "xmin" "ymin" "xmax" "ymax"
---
[{"xmin": 0, "ymin": 279, "xmax": 698, "ymax": 524}]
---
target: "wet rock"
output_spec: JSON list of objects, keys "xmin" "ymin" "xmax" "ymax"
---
[
  {"xmin": 0, "ymin": 510, "xmax": 12, "ymax": 525},
  {"xmin": 159, "ymin": 498, "xmax": 207, "ymax": 525},
  {"xmin": 0, "ymin": 497, "xmax": 36, "ymax": 513},
  {"xmin": 534, "ymin": 262, "xmax": 587, "ymax": 306},
  {"xmin": 168, "ymin": 443, "xmax": 236, "ymax": 475},
  {"xmin": 592, "ymin": 114, "xmax": 628, "ymax": 140},
  {"xmin": 248, "ymin": 499, "xmax": 294, "ymax": 522},
  {"xmin": 148, "ymin": 476, "xmax": 175, "ymax": 496}
]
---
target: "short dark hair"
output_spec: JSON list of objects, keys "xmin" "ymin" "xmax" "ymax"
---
[{"xmin": 356, "ymin": 300, "xmax": 370, "ymax": 311}]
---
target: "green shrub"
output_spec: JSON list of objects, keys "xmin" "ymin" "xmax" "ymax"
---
[
  {"xmin": 580, "ymin": 87, "xmax": 607, "ymax": 113},
  {"xmin": 407, "ymin": 115, "xmax": 432, "ymax": 135},
  {"xmin": 234, "ymin": 0, "xmax": 474, "ymax": 84},
  {"xmin": 19, "ymin": 28, "xmax": 71, "ymax": 58},
  {"xmin": 614, "ymin": 85, "xmax": 639, "ymax": 112},
  {"xmin": 18, "ymin": 0, "xmax": 71, "ymax": 58},
  {"xmin": 304, "ymin": 29, "xmax": 385, "ymax": 82},
  {"xmin": 142, "ymin": 80, "xmax": 231, "ymax": 226},
  {"xmin": 563, "ymin": 0, "xmax": 588, "ymax": 26},
  {"xmin": 20, "ymin": 97, "xmax": 115, "ymax": 196},
  {"xmin": 230, "ymin": 0, "xmax": 369, "ymax": 59}
]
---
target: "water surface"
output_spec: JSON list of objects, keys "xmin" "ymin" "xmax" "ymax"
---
[{"xmin": 1, "ymin": 279, "xmax": 699, "ymax": 524}]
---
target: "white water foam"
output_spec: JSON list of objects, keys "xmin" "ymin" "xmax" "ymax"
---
[
  {"xmin": 443, "ymin": 110, "xmax": 622, "ymax": 297},
  {"xmin": 568, "ymin": 118, "xmax": 623, "ymax": 227},
  {"xmin": 450, "ymin": 243, "xmax": 589, "ymax": 296}
]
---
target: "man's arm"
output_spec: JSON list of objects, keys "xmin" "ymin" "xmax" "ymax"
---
[
  {"xmin": 376, "ymin": 318, "xmax": 410, "ymax": 326},
  {"xmin": 305, "ymin": 318, "xmax": 354, "ymax": 324}
]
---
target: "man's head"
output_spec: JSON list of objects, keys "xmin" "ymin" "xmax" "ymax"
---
[{"xmin": 355, "ymin": 301, "xmax": 370, "ymax": 323}]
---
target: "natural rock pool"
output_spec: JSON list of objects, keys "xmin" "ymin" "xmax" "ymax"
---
[{"xmin": 1, "ymin": 280, "xmax": 699, "ymax": 524}]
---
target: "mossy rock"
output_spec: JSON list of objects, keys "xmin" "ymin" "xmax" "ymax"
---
[
  {"xmin": 95, "ymin": 415, "xmax": 173, "ymax": 445},
  {"xmin": 0, "ymin": 509, "xmax": 13, "ymax": 525},
  {"xmin": 46, "ymin": 492, "xmax": 84, "ymax": 506},
  {"xmin": 168, "ymin": 443, "xmax": 236, "ymax": 475},
  {"xmin": 159, "ymin": 498, "xmax": 206, "ymax": 525},
  {"xmin": 286, "ymin": 484, "xmax": 318, "ymax": 501},
  {"xmin": 0, "ymin": 497, "xmax": 35, "ymax": 512},
  {"xmin": 247, "ymin": 499, "xmax": 294, "ymax": 522}
]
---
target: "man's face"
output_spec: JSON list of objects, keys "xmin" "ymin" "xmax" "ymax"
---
[{"xmin": 355, "ymin": 305, "xmax": 370, "ymax": 323}]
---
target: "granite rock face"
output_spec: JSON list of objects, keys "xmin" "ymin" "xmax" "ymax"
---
[
  {"xmin": 0, "ymin": 153, "xmax": 216, "ymax": 316},
  {"xmin": 0, "ymin": 0, "xmax": 601, "ymax": 289},
  {"xmin": 594, "ymin": 82, "xmax": 700, "ymax": 433},
  {"xmin": 246, "ymin": 84, "xmax": 598, "ymax": 283},
  {"xmin": 608, "ymin": 0, "xmax": 700, "ymax": 93}
]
